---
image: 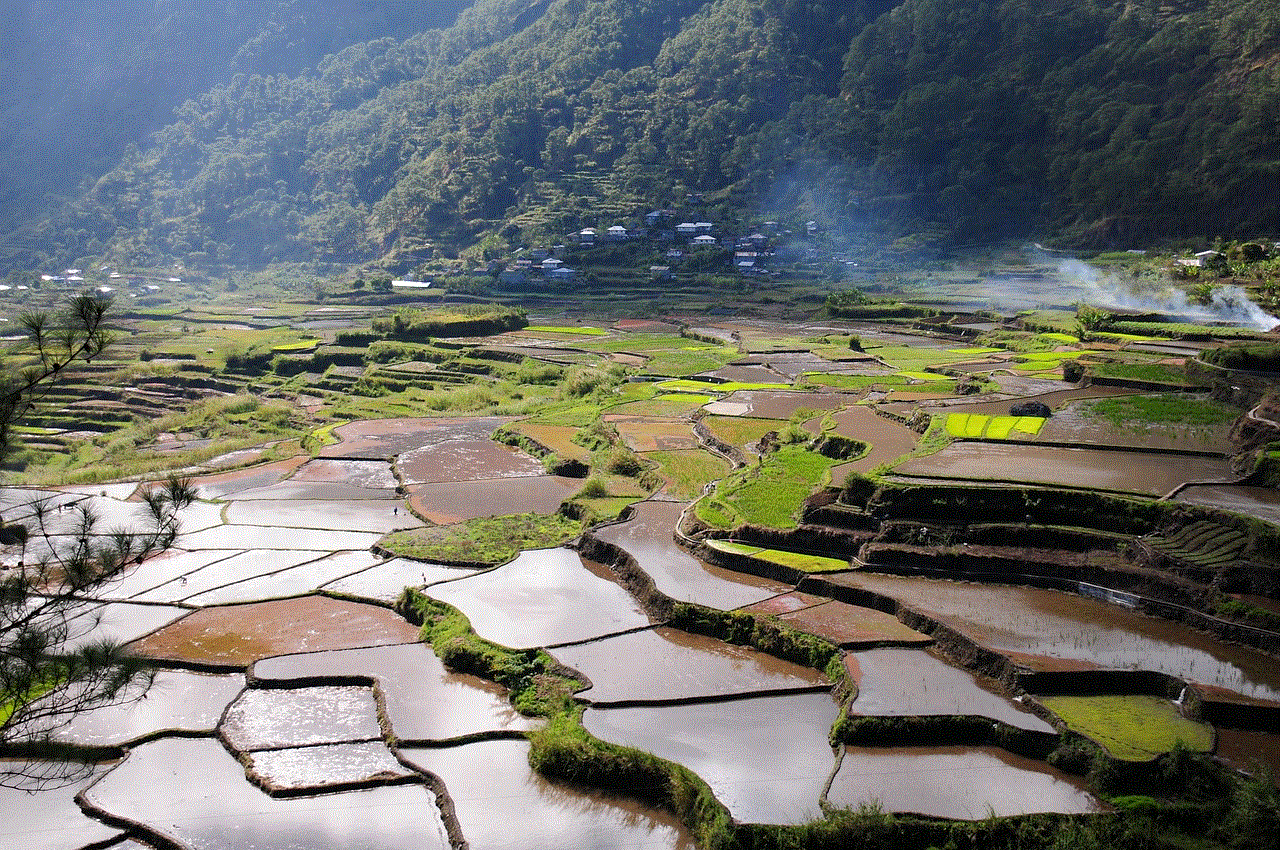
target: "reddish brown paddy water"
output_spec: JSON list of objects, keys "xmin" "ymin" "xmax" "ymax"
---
[
  {"xmin": 833, "ymin": 573, "xmax": 1280, "ymax": 703},
  {"xmin": 894, "ymin": 442, "xmax": 1234, "ymax": 495},
  {"xmin": 407, "ymin": 475, "xmax": 579, "ymax": 523}
]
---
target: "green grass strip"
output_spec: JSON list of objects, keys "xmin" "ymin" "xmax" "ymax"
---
[
  {"xmin": 1040, "ymin": 694, "xmax": 1213, "ymax": 761},
  {"xmin": 525, "ymin": 325, "xmax": 609, "ymax": 336}
]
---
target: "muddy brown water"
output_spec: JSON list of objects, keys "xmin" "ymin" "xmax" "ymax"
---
[
  {"xmin": 127, "ymin": 596, "xmax": 422, "ymax": 666},
  {"xmin": 398, "ymin": 438, "xmax": 545, "ymax": 484},
  {"xmin": 81, "ymin": 737, "xmax": 452, "ymax": 850},
  {"xmin": 832, "ymin": 573, "xmax": 1280, "ymax": 703},
  {"xmin": 319, "ymin": 416, "xmax": 515, "ymax": 459},
  {"xmin": 827, "ymin": 745, "xmax": 1104, "ymax": 818},
  {"xmin": 819, "ymin": 405, "xmax": 919, "ymax": 475},
  {"xmin": 591, "ymin": 500, "xmax": 789, "ymax": 609},
  {"xmin": 609, "ymin": 415, "xmax": 701, "ymax": 451},
  {"xmin": 1215, "ymin": 728, "xmax": 1280, "ymax": 786},
  {"xmin": 1175, "ymin": 483, "xmax": 1280, "ymax": 525},
  {"xmin": 407, "ymin": 476, "xmax": 579, "ymax": 524},
  {"xmin": 549, "ymin": 626, "xmax": 828, "ymax": 703},
  {"xmin": 894, "ymin": 442, "xmax": 1234, "ymax": 495},
  {"xmin": 845, "ymin": 648, "xmax": 1054, "ymax": 731},
  {"xmin": 425, "ymin": 548, "xmax": 652, "ymax": 648},
  {"xmin": 254, "ymin": 643, "xmax": 540, "ymax": 741},
  {"xmin": 402, "ymin": 739, "xmax": 696, "ymax": 850},
  {"xmin": 582, "ymin": 691, "xmax": 842, "ymax": 824}
]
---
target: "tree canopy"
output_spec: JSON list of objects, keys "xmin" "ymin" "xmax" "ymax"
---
[{"xmin": 7, "ymin": 0, "xmax": 1280, "ymax": 270}]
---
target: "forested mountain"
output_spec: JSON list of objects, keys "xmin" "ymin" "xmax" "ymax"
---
[
  {"xmin": 7, "ymin": 0, "xmax": 1280, "ymax": 272},
  {"xmin": 0, "ymin": 0, "xmax": 470, "ymax": 252}
]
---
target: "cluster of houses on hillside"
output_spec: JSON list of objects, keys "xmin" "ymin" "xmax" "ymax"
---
[{"xmin": 477, "ymin": 212, "xmax": 803, "ymax": 287}]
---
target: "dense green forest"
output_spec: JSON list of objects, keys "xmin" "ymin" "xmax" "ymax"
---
[{"xmin": 6, "ymin": 0, "xmax": 1280, "ymax": 272}]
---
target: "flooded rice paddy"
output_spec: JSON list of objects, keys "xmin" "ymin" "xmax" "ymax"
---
[
  {"xmin": 894, "ymin": 442, "xmax": 1234, "ymax": 495},
  {"xmin": 833, "ymin": 573, "xmax": 1280, "ymax": 702},
  {"xmin": 425, "ymin": 547, "xmax": 651, "ymax": 647},
  {"xmin": 402, "ymin": 739, "xmax": 696, "ymax": 850},
  {"xmin": 583, "ymin": 691, "xmax": 842, "ymax": 824},
  {"xmin": 7, "ymin": 320, "xmax": 1279, "ymax": 848},
  {"xmin": 827, "ymin": 745, "xmax": 1104, "ymax": 818},
  {"xmin": 845, "ymin": 648, "xmax": 1055, "ymax": 731}
]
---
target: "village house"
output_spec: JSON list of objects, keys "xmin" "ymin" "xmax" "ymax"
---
[
  {"xmin": 548, "ymin": 266, "xmax": 576, "ymax": 283},
  {"xmin": 606, "ymin": 225, "xmax": 629, "ymax": 242},
  {"xmin": 691, "ymin": 234, "xmax": 717, "ymax": 247},
  {"xmin": 578, "ymin": 228, "xmax": 597, "ymax": 245},
  {"xmin": 675, "ymin": 222, "xmax": 699, "ymax": 236}
]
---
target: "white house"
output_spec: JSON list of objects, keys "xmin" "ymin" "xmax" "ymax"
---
[
  {"xmin": 606, "ymin": 225, "xmax": 629, "ymax": 242},
  {"xmin": 541, "ymin": 257, "xmax": 564, "ymax": 271},
  {"xmin": 676, "ymin": 222, "xmax": 699, "ymax": 236},
  {"xmin": 578, "ymin": 228, "xmax": 598, "ymax": 244},
  {"xmin": 691, "ymin": 234, "xmax": 717, "ymax": 247}
]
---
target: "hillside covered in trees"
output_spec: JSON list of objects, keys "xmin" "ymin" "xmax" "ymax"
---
[{"xmin": 8, "ymin": 0, "xmax": 1280, "ymax": 272}]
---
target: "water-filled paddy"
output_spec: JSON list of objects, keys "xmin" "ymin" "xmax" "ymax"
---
[
  {"xmin": 319, "ymin": 416, "xmax": 515, "ymax": 458},
  {"xmin": 894, "ymin": 442, "xmax": 1234, "ymax": 495},
  {"xmin": 845, "ymin": 648, "xmax": 1054, "ymax": 731},
  {"xmin": 407, "ymin": 475, "xmax": 578, "ymax": 523},
  {"xmin": 609, "ymin": 415, "xmax": 700, "ymax": 451},
  {"xmin": 398, "ymin": 438, "xmax": 545, "ymax": 483},
  {"xmin": 401, "ymin": 739, "xmax": 696, "ymax": 850},
  {"xmin": 224, "ymin": 498, "xmax": 423, "ymax": 532},
  {"xmin": 62, "ymin": 600, "xmax": 190, "ymax": 649},
  {"xmin": 827, "ymin": 745, "xmax": 1104, "ymax": 818},
  {"xmin": 1175, "ymin": 483, "xmax": 1280, "ymax": 525},
  {"xmin": 0, "ymin": 761, "xmax": 121, "ymax": 849},
  {"xmin": 82, "ymin": 737, "xmax": 452, "ymax": 850},
  {"xmin": 750, "ymin": 596, "xmax": 931, "ymax": 646},
  {"xmin": 244, "ymin": 742, "xmax": 412, "ymax": 792},
  {"xmin": 191, "ymin": 456, "xmax": 309, "ymax": 499},
  {"xmin": 179, "ymin": 523, "xmax": 383, "ymax": 551},
  {"xmin": 582, "ymin": 691, "xmax": 841, "ymax": 824},
  {"xmin": 253, "ymin": 643, "xmax": 540, "ymax": 741},
  {"xmin": 130, "ymin": 548, "xmax": 326, "ymax": 602},
  {"xmin": 703, "ymin": 390, "xmax": 847, "ymax": 419},
  {"xmin": 222, "ymin": 685, "xmax": 383, "ymax": 750},
  {"xmin": 320, "ymin": 557, "xmax": 480, "ymax": 602},
  {"xmin": 591, "ymin": 500, "xmax": 788, "ymax": 609},
  {"xmin": 184, "ymin": 550, "xmax": 384, "ymax": 605},
  {"xmin": 128, "ymin": 596, "xmax": 422, "ymax": 665},
  {"xmin": 549, "ymin": 626, "xmax": 829, "ymax": 703},
  {"xmin": 54, "ymin": 670, "xmax": 245, "ymax": 745},
  {"xmin": 426, "ymin": 548, "xmax": 651, "ymax": 647},
  {"xmin": 831, "ymin": 573, "xmax": 1280, "ymax": 702}
]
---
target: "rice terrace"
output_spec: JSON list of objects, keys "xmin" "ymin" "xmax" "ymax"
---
[{"xmin": 2, "ymin": 244, "xmax": 1279, "ymax": 850}]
